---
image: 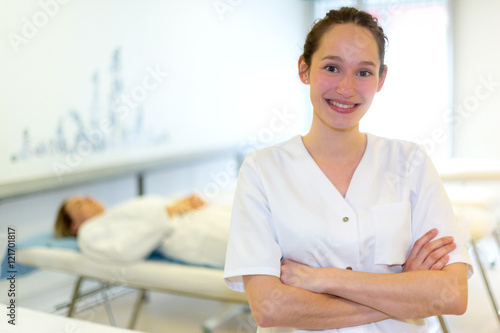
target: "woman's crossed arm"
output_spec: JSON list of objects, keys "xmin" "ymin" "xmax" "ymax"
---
[{"xmin": 243, "ymin": 229, "xmax": 466, "ymax": 329}]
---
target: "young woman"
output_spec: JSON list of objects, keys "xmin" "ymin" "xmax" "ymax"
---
[
  {"xmin": 55, "ymin": 194, "xmax": 206, "ymax": 237},
  {"xmin": 54, "ymin": 194, "xmax": 231, "ymax": 267},
  {"xmin": 224, "ymin": 7, "xmax": 472, "ymax": 332}
]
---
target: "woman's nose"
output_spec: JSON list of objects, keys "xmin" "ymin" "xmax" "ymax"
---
[{"xmin": 336, "ymin": 75, "xmax": 355, "ymax": 97}]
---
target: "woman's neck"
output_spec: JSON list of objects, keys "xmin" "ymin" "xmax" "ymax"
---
[{"xmin": 302, "ymin": 124, "xmax": 366, "ymax": 163}]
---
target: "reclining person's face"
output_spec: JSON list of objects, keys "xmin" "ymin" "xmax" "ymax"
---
[{"xmin": 65, "ymin": 196, "xmax": 105, "ymax": 235}]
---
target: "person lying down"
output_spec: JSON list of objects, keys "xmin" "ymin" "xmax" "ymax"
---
[{"xmin": 53, "ymin": 194, "xmax": 231, "ymax": 268}]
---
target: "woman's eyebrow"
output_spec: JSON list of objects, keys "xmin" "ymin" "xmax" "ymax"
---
[
  {"xmin": 321, "ymin": 55, "xmax": 343, "ymax": 62},
  {"xmin": 321, "ymin": 55, "xmax": 376, "ymax": 68},
  {"xmin": 359, "ymin": 61, "xmax": 377, "ymax": 68}
]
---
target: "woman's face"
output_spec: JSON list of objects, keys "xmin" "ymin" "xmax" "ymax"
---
[
  {"xmin": 65, "ymin": 196, "xmax": 105, "ymax": 235},
  {"xmin": 300, "ymin": 23, "xmax": 387, "ymax": 132}
]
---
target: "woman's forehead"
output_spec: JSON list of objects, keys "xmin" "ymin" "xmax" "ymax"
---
[
  {"xmin": 315, "ymin": 23, "xmax": 379, "ymax": 63},
  {"xmin": 66, "ymin": 197, "xmax": 84, "ymax": 208}
]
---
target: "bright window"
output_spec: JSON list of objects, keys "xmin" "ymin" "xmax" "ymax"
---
[{"xmin": 313, "ymin": 0, "xmax": 451, "ymax": 161}]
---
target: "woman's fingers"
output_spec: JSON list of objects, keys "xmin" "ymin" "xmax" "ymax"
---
[
  {"xmin": 187, "ymin": 194, "xmax": 205, "ymax": 209},
  {"xmin": 408, "ymin": 228, "xmax": 438, "ymax": 260},
  {"xmin": 416, "ymin": 236, "xmax": 454, "ymax": 266},
  {"xmin": 404, "ymin": 229, "xmax": 457, "ymax": 272},
  {"xmin": 423, "ymin": 242, "xmax": 456, "ymax": 269},
  {"xmin": 430, "ymin": 254, "xmax": 450, "ymax": 271}
]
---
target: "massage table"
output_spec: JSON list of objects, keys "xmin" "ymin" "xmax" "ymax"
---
[
  {"xmin": 10, "ymin": 234, "xmax": 248, "ymax": 332},
  {"xmin": 0, "ymin": 148, "xmax": 248, "ymax": 331}
]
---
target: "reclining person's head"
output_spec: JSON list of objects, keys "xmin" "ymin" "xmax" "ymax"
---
[{"xmin": 54, "ymin": 196, "xmax": 105, "ymax": 237}]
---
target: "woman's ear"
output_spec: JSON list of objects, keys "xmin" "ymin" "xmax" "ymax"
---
[
  {"xmin": 70, "ymin": 222, "xmax": 78, "ymax": 236},
  {"xmin": 377, "ymin": 65, "xmax": 388, "ymax": 92},
  {"xmin": 298, "ymin": 55, "xmax": 309, "ymax": 84}
]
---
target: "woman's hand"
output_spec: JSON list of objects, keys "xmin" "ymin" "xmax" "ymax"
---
[
  {"xmin": 166, "ymin": 194, "xmax": 206, "ymax": 217},
  {"xmin": 280, "ymin": 259, "xmax": 324, "ymax": 293},
  {"xmin": 403, "ymin": 228, "xmax": 456, "ymax": 272}
]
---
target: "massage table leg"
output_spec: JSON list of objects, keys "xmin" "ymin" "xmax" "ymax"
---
[
  {"xmin": 128, "ymin": 289, "xmax": 147, "ymax": 329},
  {"xmin": 67, "ymin": 276, "xmax": 133, "ymax": 328},
  {"xmin": 101, "ymin": 284, "xmax": 118, "ymax": 326},
  {"xmin": 437, "ymin": 315, "xmax": 449, "ymax": 333},
  {"xmin": 66, "ymin": 275, "xmax": 246, "ymax": 331},
  {"xmin": 68, "ymin": 276, "xmax": 84, "ymax": 317}
]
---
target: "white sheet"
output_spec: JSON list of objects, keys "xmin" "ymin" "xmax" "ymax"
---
[{"xmin": 159, "ymin": 204, "xmax": 232, "ymax": 268}]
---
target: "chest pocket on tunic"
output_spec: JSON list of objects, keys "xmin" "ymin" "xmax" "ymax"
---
[{"xmin": 371, "ymin": 202, "xmax": 412, "ymax": 267}]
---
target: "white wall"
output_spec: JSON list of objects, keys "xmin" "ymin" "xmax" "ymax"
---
[
  {"xmin": 452, "ymin": 0, "xmax": 500, "ymax": 158},
  {"xmin": 0, "ymin": 0, "xmax": 310, "ymax": 186}
]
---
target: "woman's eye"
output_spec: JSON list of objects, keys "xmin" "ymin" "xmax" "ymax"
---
[
  {"xmin": 358, "ymin": 70, "xmax": 372, "ymax": 77},
  {"xmin": 325, "ymin": 65, "xmax": 338, "ymax": 72}
]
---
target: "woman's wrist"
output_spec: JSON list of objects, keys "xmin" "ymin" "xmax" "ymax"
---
[{"xmin": 315, "ymin": 267, "xmax": 340, "ymax": 294}]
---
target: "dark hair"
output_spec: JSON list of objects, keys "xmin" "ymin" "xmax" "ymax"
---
[
  {"xmin": 54, "ymin": 200, "xmax": 74, "ymax": 237},
  {"xmin": 302, "ymin": 7, "xmax": 387, "ymax": 76}
]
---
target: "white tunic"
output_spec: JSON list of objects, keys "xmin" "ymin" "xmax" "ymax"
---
[
  {"xmin": 224, "ymin": 134, "xmax": 473, "ymax": 333},
  {"xmin": 78, "ymin": 196, "xmax": 231, "ymax": 267}
]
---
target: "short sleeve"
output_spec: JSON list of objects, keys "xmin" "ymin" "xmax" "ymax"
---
[
  {"xmin": 223, "ymin": 154, "xmax": 282, "ymax": 292},
  {"xmin": 409, "ymin": 147, "xmax": 474, "ymax": 278}
]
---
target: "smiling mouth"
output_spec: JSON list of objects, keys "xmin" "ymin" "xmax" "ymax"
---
[{"xmin": 327, "ymin": 100, "xmax": 358, "ymax": 109}]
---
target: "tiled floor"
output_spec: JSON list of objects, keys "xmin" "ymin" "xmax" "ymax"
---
[{"xmin": 2, "ymin": 235, "xmax": 499, "ymax": 333}]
